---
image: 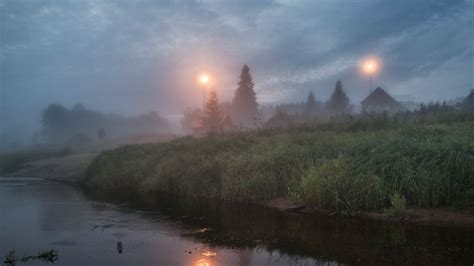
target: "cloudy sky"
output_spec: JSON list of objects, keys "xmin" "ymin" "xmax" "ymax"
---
[{"xmin": 1, "ymin": 0, "xmax": 473, "ymax": 130}]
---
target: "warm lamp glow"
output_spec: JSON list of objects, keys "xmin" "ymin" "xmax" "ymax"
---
[
  {"xmin": 363, "ymin": 58, "xmax": 379, "ymax": 75},
  {"xmin": 194, "ymin": 258, "xmax": 213, "ymax": 266},
  {"xmin": 201, "ymin": 251, "xmax": 217, "ymax": 257},
  {"xmin": 199, "ymin": 74, "xmax": 209, "ymax": 85}
]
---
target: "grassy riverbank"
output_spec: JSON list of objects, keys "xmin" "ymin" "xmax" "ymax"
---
[{"xmin": 84, "ymin": 116, "xmax": 474, "ymax": 213}]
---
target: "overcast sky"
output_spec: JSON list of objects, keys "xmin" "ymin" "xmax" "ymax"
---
[{"xmin": 1, "ymin": 0, "xmax": 473, "ymax": 130}]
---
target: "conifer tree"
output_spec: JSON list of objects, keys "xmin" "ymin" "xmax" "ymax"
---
[
  {"xmin": 203, "ymin": 89, "xmax": 221, "ymax": 132},
  {"xmin": 327, "ymin": 80, "xmax": 350, "ymax": 115},
  {"xmin": 231, "ymin": 65, "xmax": 258, "ymax": 126},
  {"xmin": 304, "ymin": 91, "xmax": 318, "ymax": 117}
]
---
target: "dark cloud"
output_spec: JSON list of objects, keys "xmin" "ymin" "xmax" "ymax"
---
[{"xmin": 1, "ymin": 0, "xmax": 473, "ymax": 132}]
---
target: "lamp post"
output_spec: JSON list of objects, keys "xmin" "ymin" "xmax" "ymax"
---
[
  {"xmin": 198, "ymin": 74, "xmax": 209, "ymax": 117},
  {"xmin": 363, "ymin": 59, "xmax": 379, "ymax": 94}
]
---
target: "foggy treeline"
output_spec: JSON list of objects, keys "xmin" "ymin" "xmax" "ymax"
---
[
  {"xmin": 182, "ymin": 65, "xmax": 474, "ymax": 134},
  {"xmin": 1, "ymin": 64, "xmax": 473, "ymax": 153},
  {"xmin": 35, "ymin": 103, "xmax": 170, "ymax": 146}
]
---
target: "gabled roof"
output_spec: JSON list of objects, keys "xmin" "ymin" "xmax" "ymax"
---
[{"xmin": 361, "ymin": 87, "xmax": 403, "ymax": 109}]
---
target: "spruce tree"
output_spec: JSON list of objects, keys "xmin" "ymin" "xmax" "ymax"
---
[
  {"xmin": 305, "ymin": 91, "xmax": 318, "ymax": 117},
  {"xmin": 231, "ymin": 65, "xmax": 258, "ymax": 126},
  {"xmin": 327, "ymin": 80, "xmax": 350, "ymax": 115},
  {"xmin": 203, "ymin": 89, "xmax": 221, "ymax": 132}
]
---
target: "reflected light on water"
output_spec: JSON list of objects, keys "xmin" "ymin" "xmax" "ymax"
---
[
  {"xmin": 201, "ymin": 250, "xmax": 217, "ymax": 257},
  {"xmin": 195, "ymin": 258, "xmax": 213, "ymax": 266},
  {"xmin": 194, "ymin": 249, "xmax": 216, "ymax": 266}
]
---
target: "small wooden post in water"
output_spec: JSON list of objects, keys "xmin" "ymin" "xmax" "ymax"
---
[{"xmin": 117, "ymin": 241, "xmax": 123, "ymax": 254}]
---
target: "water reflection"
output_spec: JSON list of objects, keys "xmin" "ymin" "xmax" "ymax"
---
[
  {"xmin": 201, "ymin": 250, "xmax": 217, "ymax": 257},
  {"xmin": 237, "ymin": 249, "xmax": 253, "ymax": 266},
  {"xmin": 195, "ymin": 258, "xmax": 214, "ymax": 266},
  {"xmin": 108, "ymin": 192, "xmax": 474, "ymax": 265},
  {"xmin": 1, "ymin": 178, "xmax": 473, "ymax": 266}
]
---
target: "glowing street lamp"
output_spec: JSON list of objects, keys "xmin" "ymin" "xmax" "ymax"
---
[
  {"xmin": 199, "ymin": 74, "xmax": 209, "ymax": 85},
  {"xmin": 198, "ymin": 73, "xmax": 210, "ymax": 115},
  {"xmin": 362, "ymin": 58, "xmax": 379, "ymax": 93}
]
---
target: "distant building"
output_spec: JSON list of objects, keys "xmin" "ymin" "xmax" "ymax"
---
[
  {"xmin": 361, "ymin": 87, "xmax": 405, "ymax": 114},
  {"xmin": 191, "ymin": 120, "xmax": 206, "ymax": 136}
]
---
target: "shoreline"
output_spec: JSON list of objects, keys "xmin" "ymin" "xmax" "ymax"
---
[
  {"xmin": 6, "ymin": 152, "xmax": 97, "ymax": 184},
  {"xmin": 265, "ymin": 197, "xmax": 474, "ymax": 230},
  {"xmin": 4, "ymin": 152, "xmax": 474, "ymax": 230}
]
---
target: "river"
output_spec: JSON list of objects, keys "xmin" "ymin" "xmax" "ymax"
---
[{"xmin": 0, "ymin": 177, "xmax": 473, "ymax": 265}]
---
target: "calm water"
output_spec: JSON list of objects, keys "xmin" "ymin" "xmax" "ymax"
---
[{"xmin": 0, "ymin": 177, "xmax": 473, "ymax": 266}]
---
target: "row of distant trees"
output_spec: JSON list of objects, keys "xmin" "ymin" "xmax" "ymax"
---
[
  {"xmin": 182, "ymin": 64, "xmax": 474, "ymax": 134},
  {"xmin": 264, "ymin": 80, "xmax": 353, "ymax": 127},
  {"xmin": 38, "ymin": 103, "xmax": 170, "ymax": 145},
  {"xmin": 181, "ymin": 67, "xmax": 353, "ymax": 133},
  {"xmin": 263, "ymin": 86, "xmax": 474, "ymax": 128}
]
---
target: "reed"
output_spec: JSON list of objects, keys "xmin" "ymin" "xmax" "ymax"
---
[{"xmin": 84, "ymin": 118, "xmax": 474, "ymax": 212}]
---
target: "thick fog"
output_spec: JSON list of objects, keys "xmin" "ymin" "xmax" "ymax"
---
[{"xmin": 1, "ymin": 0, "xmax": 473, "ymax": 148}]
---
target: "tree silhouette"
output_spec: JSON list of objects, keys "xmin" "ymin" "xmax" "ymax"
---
[
  {"xmin": 231, "ymin": 65, "xmax": 258, "ymax": 126},
  {"xmin": 327, "ymin": 80, "xmax": 350, "ymax": 115},
  {"xmin": 98, "ymin": 128, "xmax": 106, "ymax": 140},
  {"xmin": 462, "ymin": 89, "xmax": 474, "ymax": 111},
  {"xmin": 181, "ymin": 108, "xmax": 203, "ymax": 134},
  {"xmin": 264, "ymin": 109, "xmax": 292, "ymax": 128},
  {"xmin": 304, "ymin": 91, "xmax": 318, "ymax": 118},
  {"xmin": 41, "ymin": 104, "xmax": 71, "ymax": 141},
  {"xmin": 203, "ymin": 89, "xmax": 221, "ymax": 132},
  {"xmin": 41, "ymin": 103, "xmax": 170, "ymax": 143}
]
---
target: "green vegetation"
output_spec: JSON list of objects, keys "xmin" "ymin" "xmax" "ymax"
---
[
  {"xmin": 85, "ymin": 114, "xmax": 474, "ymax": 213},
  {"xmin": 0, "ymin": 148, "xmax": 72, "ymax": 175},
  {"xmin": 386, "ymin": 192, "xmax": 406, "ymax": 217},
  {"xmin": 4, "ymin": 249, "xmax": 59, "ymax": 265}
]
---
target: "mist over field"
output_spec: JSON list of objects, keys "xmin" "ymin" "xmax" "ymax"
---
[
  {"xmin": 1, "ymin": 0, "xmax": 473, "ymax": 149},
  {"xmin": 1, "ymin": 2, "xmax": 474, "ymax": 265}
]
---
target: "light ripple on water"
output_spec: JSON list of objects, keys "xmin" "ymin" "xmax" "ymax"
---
[
  {"xmin": 0, "ymin": 182, "xmax": 27, "ymax": 186},
  {"xmin": 0, "ymin": 177, "xmax": 44, "ymax": 181}
]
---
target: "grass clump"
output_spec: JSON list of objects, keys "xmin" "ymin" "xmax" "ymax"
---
[
  {"xmin": 84, "ymin": 118, "xmax": 474, "ymax": 212},
  {"xmin": 301, "ymin": 159, "xmax": 384, "ymax": 214},
  {"xmin": 386, "ymin": 192, "xmax": 406, "ymax": 217}
]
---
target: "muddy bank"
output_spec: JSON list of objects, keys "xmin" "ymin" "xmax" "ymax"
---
[
  {"xmin": 8, "ymin": 153, "xmax": 97, "ymax": 183},
  {"xmin": 265, "ymin": 197, "xmax": 474, "ymax": 230},
  {"xmin": 358, "ymin": 207, "xmax": 474, "ymax": 229}
]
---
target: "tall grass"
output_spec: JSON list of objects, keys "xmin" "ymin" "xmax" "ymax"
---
[{"xmin": 84, "ymin": 118, "xmax": 474, "ymax": 212}]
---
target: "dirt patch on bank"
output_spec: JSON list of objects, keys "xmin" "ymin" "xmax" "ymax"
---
[
  {"xmin": 359, "ymin": 208, "xmax": 474, "ymax": 229},
  {"xmin": 265, "ymin": 198, "xmax": 474, "ymax": 229},
  {"xmin": 266, "ymin": 197, "xmax": 306, "ymax": 212},
  {"xmin": 9, "ymin": 153, "xmax": 97, "ymax": 183}
]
